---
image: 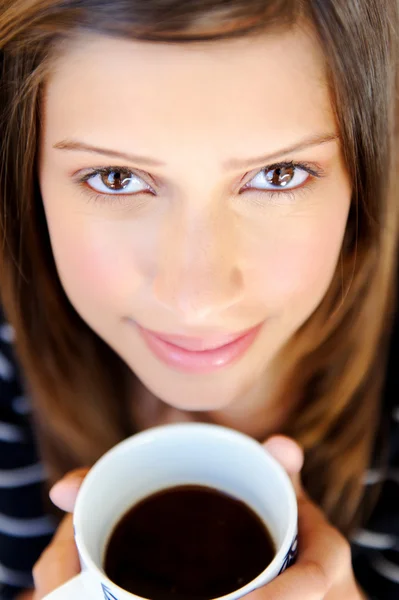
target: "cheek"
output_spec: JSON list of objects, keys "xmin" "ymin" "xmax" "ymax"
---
[
  {"xmin": 245, "ymin": 205, "xmax": 349, "ymax": 317},
  {"xmin": 267, "ymin": 231, "xmax": 340, "ymax": 305},
  {"xmin": 59, "ymin": 227, "xmax": 125, "ymax": 312},
  {"xmin": 42, "ymin": 204, "xmax": 145, "ymax": 320}
]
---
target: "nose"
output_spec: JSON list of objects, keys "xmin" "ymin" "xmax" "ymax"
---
[{"xmin": 152, "ymin": 205, "xmax": 244, "ymax": 323}]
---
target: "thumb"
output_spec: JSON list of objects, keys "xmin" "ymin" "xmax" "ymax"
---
[
  {"xmin": 49, "ymin": 468, "xmax": 90, "ymax": 513},
  {"xmin": 263, "ymin": 435, "xmax": 304, "ymax": 495}
]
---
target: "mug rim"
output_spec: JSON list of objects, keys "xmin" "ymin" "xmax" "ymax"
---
[{"xmin": 74, "ymin": 422, "xmax": 298, "ymax": 600}]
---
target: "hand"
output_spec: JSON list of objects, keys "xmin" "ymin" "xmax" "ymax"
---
[
  {"xmin": 247, "ymin": 436, "xmax": 365, "ymax": 600},
  {"xmin": 32, "ymin": 468, "xmax": 89, "ymax": 599},
  {"xmin": 31, "ymin": 439, "xmax": 365, "ymax": 600}
]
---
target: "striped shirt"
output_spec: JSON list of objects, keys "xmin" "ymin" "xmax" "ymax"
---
[
  {"xmin": 0, "ymin": 319, "xmax": 57, "ymax": 599},
  {"xmin": 0, "ymin": 311, "xmax": 398, "ymax": 599}
]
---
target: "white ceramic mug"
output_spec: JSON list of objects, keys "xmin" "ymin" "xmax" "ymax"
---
[{"xmin": 43, "ymin": 423, "xmax": 298, "ymax": 600}]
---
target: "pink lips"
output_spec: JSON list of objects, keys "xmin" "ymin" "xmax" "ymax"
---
[{"xmin": 135, "ymin": 323, "xmax": 262, "ymax": 373}]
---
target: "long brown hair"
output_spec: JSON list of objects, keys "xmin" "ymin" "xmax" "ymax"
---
[{"xmin": 0, "ymin": 0, "xmax": 398, "ymax": 534}]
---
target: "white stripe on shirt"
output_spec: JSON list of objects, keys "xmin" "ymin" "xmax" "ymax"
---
[
  {"xmin": 352, "ymin": 529, "xmax": 398, "ymax": 550},
  {"xmin": 12, "ymin": 395, "xmax": 31, "ymax": 415},
  {"xmin": 372, "ymin": 552, "xmax": 399, "ymax": 583},
  {"xmin": 0, "ymin": 323, "xmax": 15, "ymax": 344},
  {"xmin": 0, "ymin": 560, "xmax": 33, "ymax": 588},
  {"xmin": 364, "ymin": 468, "xmax": 399, "ymax": 485},
  {"xmin": 0, "ymin": 463, "xmax": 46, "ymax": 488},
  {"xmin": 0, "ymin": 352, "xmax": 13, "ymax": 381},
  {"xmin": 0, "ymin": 512, "xmax": 56, "ymax": 537},
  {"xmin": 0, "ymin": 421, "xmax": 26, "ymax": 443}
]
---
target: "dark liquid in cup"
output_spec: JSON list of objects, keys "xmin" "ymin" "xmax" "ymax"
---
[{"xmin": 104, "ymin": 485, "xmax": 275, "ymax": 600}]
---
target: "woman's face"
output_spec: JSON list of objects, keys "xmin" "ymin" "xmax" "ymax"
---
[{"xmin": 39, "ymin": 26, "xmax": 351, "ymax": 412}]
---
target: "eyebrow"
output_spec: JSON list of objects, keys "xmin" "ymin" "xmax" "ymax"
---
[{"xmin": 53, "ymin": 132, "xmax": 339, "ymax": 170}]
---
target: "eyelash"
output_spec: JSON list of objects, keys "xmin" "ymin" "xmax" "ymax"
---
[
  {"xmin": 75, "ymin": 160, "xmax": 325, "ymax": 206},
  {"xmin": 240, "ymin": 160, "xmax": 324, "ymax": 204}
]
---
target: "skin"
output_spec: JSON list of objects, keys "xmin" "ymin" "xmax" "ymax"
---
[
  {"xmin": 29, "ymin": 24, "xmax": 365, "ymax": 600},
  {"xmin": 39, "ymin": 25, "xmax": 350, "ymax": 435},
  {"xmin": 31, "ymin": 439, "xmax": 365, "ymax": 600}
]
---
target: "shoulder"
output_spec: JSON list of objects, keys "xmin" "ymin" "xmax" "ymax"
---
[
  {"xmin": 0, "ymin": 308, "xmax": 56, "ymax": 598},
  {"xmin": 0, "ymin": 307, "xmax": 31, "ymax": 417},
  {"xmin": 350, "ymin": 295, "xmax": 399, "ymax": 598},
  {"xmin": 382, "ymin": 294, "xmax": 399, "ymax": 463}
]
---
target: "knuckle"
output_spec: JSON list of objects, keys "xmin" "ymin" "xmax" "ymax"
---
[
  {"xmin": 301, "ymin": 559, "xmax": 329, "ymax": 594},
  {"xmin": 32, "ymin": 539, "xmax": 64, "ymax": 580},
  {"xmin": 32, "ymin": 549, "xmax": 48, "ymax": 583},
  {"xmin": 32, "ymin": 538, "xmax": 77, "ymax": 598},
  {"xmin": 337, "ymin": 534, "xmax": 351, "ymax": 558},
  {"xmin": 334, "ymin": 532, "xmax": 352, "ymax": 570}
]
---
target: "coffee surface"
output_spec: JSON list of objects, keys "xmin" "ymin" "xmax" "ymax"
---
[{"xmin": 104, "ymin": 484, "xmax": 275, "ymax": 600}]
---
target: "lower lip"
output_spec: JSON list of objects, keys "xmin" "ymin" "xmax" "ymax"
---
[{"xmin": 135, "ymin": 323, "xmax": 263, "ymax": 374}]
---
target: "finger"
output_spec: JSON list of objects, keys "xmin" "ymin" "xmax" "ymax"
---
[
  {"xmin": 246, "ymin": 558, "xmax": 327, "ymax": 600},
  {"xmin": 263, "ymin": 435, "xmax": 304, "ymax": 493},
  {"xmin": 49, "ymin": 468, "xmax": 89, "ymax": 512},
  {"xmin": 33, "ymin": 514, "xmax": 80, "ymax": 599},
  {"xmin": 246, "ymin": 494, "xmax": 350, "ymax": 600},
  {"xmin": 296, "ymin": 493, "xmax": 351, "ymax": 579}
]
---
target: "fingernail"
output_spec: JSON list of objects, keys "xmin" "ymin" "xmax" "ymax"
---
[
  {"xmin": 264, "ymin": 436, "xmax": 304, "ymax": 472},
  {"xmin": 52, "ymin": 471, "xmax": 86, "ymax": 489},
  {"xmin": 49, "ymin": 474, "xmax": 85, "ymax": 508}
]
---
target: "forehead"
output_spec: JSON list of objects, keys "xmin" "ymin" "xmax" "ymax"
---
[{"xmin": 42, "ymin": 27, "xmax": 335, "ymax": 165}]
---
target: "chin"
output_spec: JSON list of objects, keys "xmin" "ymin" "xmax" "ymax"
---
[
  {"xmin": 122, "ymin": 348, "xmax": 248, "ymax": 414},
  {"xmin": 166, "ymin": 400, "xmax": 227, "ymax": 412},
  {"xmin": 157, "ymin": 390, "xmax": 231, "ymax": 413},
  {"xmin": 140, "ymin": 374, "xmax": 234, "ymax": 413}
]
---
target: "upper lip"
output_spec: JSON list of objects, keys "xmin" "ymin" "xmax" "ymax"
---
[{"xmin": 136, "ymin": 323, "xmax": 261, "ymax": 351}]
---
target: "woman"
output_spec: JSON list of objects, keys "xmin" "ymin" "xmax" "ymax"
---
[{"xmin": 0, "ymin": 0, "xmax": 398, "ymax": 598}]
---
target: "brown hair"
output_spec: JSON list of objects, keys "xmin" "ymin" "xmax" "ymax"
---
[{"xmin": 0, "ymin": 0, "xmax": 398, "ymax": 534}]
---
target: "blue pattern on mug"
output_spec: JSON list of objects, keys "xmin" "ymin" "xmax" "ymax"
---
[
  {"xmin": 278, "ymin": 535, "xmax": 298, "ymax": 575},
  {"xmin": 102, "ymin": 582, "xmax": 119, "ymax": 600}
]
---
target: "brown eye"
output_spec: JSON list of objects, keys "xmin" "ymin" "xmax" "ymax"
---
[
  {"xmin": 265, "ymin": 165, "xmax": 295, "ymax": 187},
  {"xmin": 81, "ymin": 167, "xmax": 152, "ymax": 196},
  {"xmin": 243, "ymin": 162, "xmax": 310, "ymax": 194},
  {"xmin": 100, "ymin": 169, "xmax": 135, "ymax": 191}
]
